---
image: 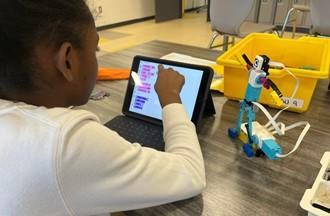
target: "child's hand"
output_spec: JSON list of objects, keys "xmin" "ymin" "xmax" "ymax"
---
[{"xmin": 154, "ymin": 65, "xmax": 185, "ymax": 108}]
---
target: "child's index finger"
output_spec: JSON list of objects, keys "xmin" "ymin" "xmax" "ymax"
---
[{"xmin": 158, "ymin": 64, "xmax": 164, "ymax": 72}]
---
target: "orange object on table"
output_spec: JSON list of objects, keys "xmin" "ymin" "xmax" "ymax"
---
[{"xmin": 97, "ymin": 68, "xmax": 130, "ymax": 80}]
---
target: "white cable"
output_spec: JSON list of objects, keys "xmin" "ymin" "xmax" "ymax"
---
[
  {"xmin": 276, "ymin": 121, "xmax": 311, "ymax": 158},
  {"xmin": 254, "ymin": 65, "xmax": 310, "ymax": 158},
  {"xmin": 285, "ymin": 121, "xmax": 309, "ymax": 132},
  {"xmin": 252, "ymin": 101, "xmax": 284, "ymax": 136},
  {"xmin": 269, "ymin": 122, "xmax": 285, "ymax": 135},
  {"xmin": 265, "ymin": 66, "xmax": 300, "ymax": 128},
  {"xmin": 254, "ymin": 101, "xmax": 311, "ymax": 158}
]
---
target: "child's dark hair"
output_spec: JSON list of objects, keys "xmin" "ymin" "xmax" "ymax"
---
[{"xmin": 0, "ymin": 0, "xmax": 93, "ymax": 93}]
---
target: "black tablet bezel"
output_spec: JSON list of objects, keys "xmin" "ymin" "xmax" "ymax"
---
[{"xmin": 122, "ymin": 55, "xmax": 214, "ymax": 127}]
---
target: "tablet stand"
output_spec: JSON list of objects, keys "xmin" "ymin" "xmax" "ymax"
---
[{"xmin": 203, "ymin": 91, "xmax": 216, "ymax": 116}]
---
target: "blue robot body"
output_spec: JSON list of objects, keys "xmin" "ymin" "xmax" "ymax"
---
[{"xmin": 228, "ymin": 55, "xmax": 282, "ymax": 160}]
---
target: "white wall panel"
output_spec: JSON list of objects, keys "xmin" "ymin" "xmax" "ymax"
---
[
  {"xmin": 87, "ymin": 0, "xmax": 205, "ymax": 27},
  {"xmin": 88, "ymin": 0, "xmax": 155, "ymax": 27}
]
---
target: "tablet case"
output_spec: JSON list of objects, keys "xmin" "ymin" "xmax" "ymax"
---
[{"xmin": 105, "ymin": 55, "xmax": 215, "ymax": 150}]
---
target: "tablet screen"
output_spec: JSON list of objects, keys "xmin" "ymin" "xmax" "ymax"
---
[{"xmin": 122, "ymin": 55, "xmax": 213, "ymax": 126}]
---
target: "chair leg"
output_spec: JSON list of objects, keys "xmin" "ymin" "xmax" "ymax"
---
[
  {"xmin": 281, "ymin": 7, "xmax": 296, "ymax": 37},
  {"xmin": 208, "ymin": 31, "xmax": 219, "ymax": 49},
  {"xmin": 273, "ymin": 29, "xmax": 280, "ymax": 36},
  {"xmin": 223, "ymin": 35, "xmax": 229, "ymax": 51},
  {"xmin": 328, "ymin": 81, "xmax": 330, "ymax": 91},
  {"xmin": 292, "ymin": 10, "xmax": 298, "ymax": 38}
]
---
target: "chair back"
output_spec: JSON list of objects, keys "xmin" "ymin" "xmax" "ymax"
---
[
  {"xmin": 310, "ymin": 0, "xmax": 330, "ymax": 36},
  {"xmin": 210, "ymin": 0, "xmax": 254, "ymax": 35}
]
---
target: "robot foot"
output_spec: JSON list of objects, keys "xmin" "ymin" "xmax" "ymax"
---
[
  {"xmin": 228, "ymin": 128, "xmax": 239, "ymax": 139},
  {"xmin": 243, "ymin": 144, "xmax": 254, "ymax": 157}
]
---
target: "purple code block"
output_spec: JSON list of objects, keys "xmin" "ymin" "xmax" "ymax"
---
[
  {"xmin": 135, "ymin": 99, "xmax": 146, "ymax": 103},
  {"xmin": 136, "ymin": 96, "xmax": 148, "ymax": 100},
  {"xmin": 138, "ymin": 89, "xmax": 148, "ymax": 93}
]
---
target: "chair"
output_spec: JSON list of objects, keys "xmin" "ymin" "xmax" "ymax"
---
[
  {"xmin": 280, "ymin": 4, "xmax": 310, "ymax": 38},
  {"xmin": 208, "ymin": 0, "xmax": 276, "ymax": 51},
  {"xmin": 196, "ymin": 0, "xmax": 208, "ymax": 13},
  {"xmin": 309, "ymin": 0, "xmax": 330, "ymax": 90},
  {"xmin": 309, "ymin": 0, "xmax": 330, "ymax": 37},
  {"xmin": 281, "ymin": 1, "xmax": 330, "ymax": 90}
]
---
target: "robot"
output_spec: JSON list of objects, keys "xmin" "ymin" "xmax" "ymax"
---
[{"xmin": 228, "ymin": 54, "xmax": 284, "ymax": 160}]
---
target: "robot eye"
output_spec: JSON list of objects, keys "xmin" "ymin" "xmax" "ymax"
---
[{"xmin": 254, "ymin": 59, "xmax": 259, "ymax": 67}]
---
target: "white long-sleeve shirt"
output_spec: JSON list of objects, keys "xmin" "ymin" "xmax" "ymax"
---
[{"xmin": 0, "ymin": 99, "xmax": 205, "ymax": 216}]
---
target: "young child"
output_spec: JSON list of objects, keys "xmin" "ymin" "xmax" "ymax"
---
[{"xmin": 0, "ymin": 1, "xmax": 205, "ymax": 215}]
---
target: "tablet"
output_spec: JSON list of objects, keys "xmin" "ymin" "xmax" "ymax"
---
[{"xmin": 122, "ymin": 55, "xmax": 214, "ymax": 126}]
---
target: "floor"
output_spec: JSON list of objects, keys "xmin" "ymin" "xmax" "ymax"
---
[
  {"xmin": 97, "ymin": 10, "xmax": 306, "ymax": 54},
  {"xmin": 98, "ymin": 11, "xmax": 212, "ymax": 53}
]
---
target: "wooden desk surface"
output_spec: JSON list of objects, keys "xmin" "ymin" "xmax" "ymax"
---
[{"xmin": 80, "ymin": 40, "xmax": 330, "ymax": 216}]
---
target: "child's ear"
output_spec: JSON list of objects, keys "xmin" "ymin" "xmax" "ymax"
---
[{"xmin": 55, "ymin": 42, "xmax": 74, "ymax": 82}]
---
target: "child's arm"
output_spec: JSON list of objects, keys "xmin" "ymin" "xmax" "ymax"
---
[{"xmin": 57, "ymin": 104, "xmax": 205, "ymax": 215}]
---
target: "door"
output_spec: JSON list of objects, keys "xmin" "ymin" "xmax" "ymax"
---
[{"xmin": 155, "ymin": 0, "xmax": 183, "ymax": 23}]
